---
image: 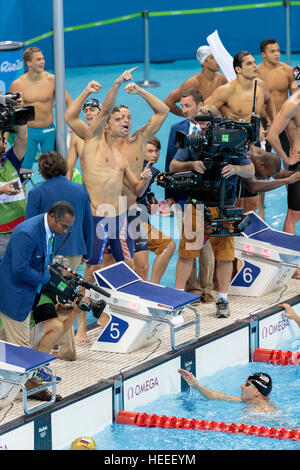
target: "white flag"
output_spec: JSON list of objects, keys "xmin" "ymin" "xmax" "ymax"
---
[{"xmin": 207, "ymin": 30, "xmax": 236, "ymax": 82}]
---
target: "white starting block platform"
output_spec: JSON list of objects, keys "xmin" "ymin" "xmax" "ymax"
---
[
  {"xmin": 0, "ymin": 340, "xmax": 57, "ymax": 415},
  {"xmin": 88, "ymin": 262, "xmax": 201, "ymax": 353},
  {"xmin": 230, "ymin": 211, "xmax": 300, "ymax": 297}
]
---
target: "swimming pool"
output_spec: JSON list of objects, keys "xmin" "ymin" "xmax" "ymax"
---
[{"xmin": 91, "ymin": 362, "xmax": 300, "ymax": 451}]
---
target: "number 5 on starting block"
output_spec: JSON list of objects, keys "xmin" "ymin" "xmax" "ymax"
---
[{"xmin": 96, "ymin": 314, "xmax": 129, "ymax": 344}]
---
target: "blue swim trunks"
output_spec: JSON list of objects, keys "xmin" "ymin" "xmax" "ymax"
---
[
  {"xmin": 22, "ymin": 124, "xmax": 56, "ymax": 169},
  {"xmin": 87, "ymin": 213, "xmax": 135, "ymax": 266},
  {"xmin": 106, "ymin": 208, "xmax": 148, "ymax": 255}
]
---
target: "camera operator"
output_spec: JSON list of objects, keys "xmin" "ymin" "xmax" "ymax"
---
[
  {"xmin": 30, "ymin": 256, "xmax": 90, "ymax": 361},
  {"xmin": 0, "ymin": 93, "xmax": 27, "ymax": 262},
  {"xmin": 169, "ymin": 105, "xmax": 255, "ymax": 318},
  {"xmin": 165, "ymin": 88, "xmax": 215, "ymax": 304},
  {"xmin": 0, "ymin": 201, "xmax": 74, "ymax": 402}
]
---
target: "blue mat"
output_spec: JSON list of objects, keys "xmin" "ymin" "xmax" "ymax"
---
[
  {"xmin": 119, "ymin": 280, "xmax": 199, "ymax": 309},
  {"xmin": 244, "ymin": 212, "xmax": 300, "ymax": 252},
  {"xmin": 0, "ymin": 341, "xmax": 55, "ymax": 373}
]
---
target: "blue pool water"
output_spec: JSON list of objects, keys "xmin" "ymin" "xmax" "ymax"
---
[{"xmin": 92, "ymin": 362, "xmax": 300, "ymax": 451}]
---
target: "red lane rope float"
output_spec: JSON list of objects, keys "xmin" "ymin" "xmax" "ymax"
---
[
  {"xmin": 253, "ymin": 348, "xmax": 300, "ymax": 366},
  {"xmin": 117, "ymin": 411, "xmax": 300, "ymax": 442}
]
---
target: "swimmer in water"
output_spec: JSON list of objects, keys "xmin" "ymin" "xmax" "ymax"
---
[{"xmin": 178, "ymin": 369, "xmax": 277, "ymax": 413}]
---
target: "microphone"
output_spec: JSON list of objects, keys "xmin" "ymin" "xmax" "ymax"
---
[{"xmin": 53, "ymin": 231, "xmax": 72, "ymax": 257}]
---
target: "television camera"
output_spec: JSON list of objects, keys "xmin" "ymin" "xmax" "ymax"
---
[
  {"xmin": 156, "ymin": 109, "xmax": 260, "ymax": 236},
  {"xmin": 0, "ymin": 91, "xmax": 35, "ymax": 161},
  {"xmin": 0, "ymin": 92, "xmax": 35, "ymax": 133},
  {"xmin": 47, "ymin": 262, "xmax": 111, "ymax": 320}
]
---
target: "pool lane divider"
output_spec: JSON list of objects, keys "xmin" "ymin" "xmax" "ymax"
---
[
  {"xmin": 253, "ymin": 348, "xmax": 300, "ymax": 366},
  {"xmin": 117, "ymin": 411, "xmax": 300, "ymax": 441}
]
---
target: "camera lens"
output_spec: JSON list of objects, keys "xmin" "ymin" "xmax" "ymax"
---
[{"xmin": 77, "ymin": 301, "xmax": 90, "ymax": 312}]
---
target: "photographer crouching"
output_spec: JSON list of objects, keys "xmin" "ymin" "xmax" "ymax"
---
[
  {"xmin": 30, "ymin": 256, "xmax": 89, "ymax": 361},
  {"xmin": 168, "ymin": 105, "xmax": 255, "ymax": 318},
  {"xmin": 30, "ymin": 255, "xmax": 108, "ymax": 362}
]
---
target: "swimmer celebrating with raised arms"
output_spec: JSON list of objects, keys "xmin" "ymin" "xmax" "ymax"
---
[
  {"xmin": 179, "ymin": 369, "xmax": 276, "ymax": 413},
  {"xmin": 65, "ymin": 69, "xmax": 153, "ymax": 340},
  {"xmin": 65, "ymin": 69, "xmax": 152, "ymax": 221}
]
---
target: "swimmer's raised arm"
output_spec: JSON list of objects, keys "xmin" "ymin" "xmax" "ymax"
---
[
  {"xmin": 64, "ymin": 80, "xmax": 102, "ymax": 140},
  {"xmin": 124, "ymin": 82, "xmax": 169, "ymax": 139},
  {"xmin": 178, "ymin": 369, "xmax": 241, "ymax": 402},
  {"xmin": 87, "ymin": 68, "xmax": 138, "ymax": 138}
]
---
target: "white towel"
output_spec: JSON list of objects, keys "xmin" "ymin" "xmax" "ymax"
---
[{"xmin": 207, "ymin": 30, "xmax": 236, "ymax": 82}]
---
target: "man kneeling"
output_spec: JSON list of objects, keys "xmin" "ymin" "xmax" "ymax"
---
[{"xmin": 30, "ymin": 257, "xmax": 89, "ymax": 361}]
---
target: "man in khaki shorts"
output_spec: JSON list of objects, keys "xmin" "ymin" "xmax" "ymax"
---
[{"xmin": 170, "ymin": 105, "xmax": 254, "ymax": 318}]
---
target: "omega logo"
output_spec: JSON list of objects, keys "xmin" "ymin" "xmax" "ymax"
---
[
  {"xmin": 127, "ymin": 377, "xmax": 159, "ymax": 399},
  {"xmin": 261, "ymin": 318, "xmax": 289, "ymax": 338}
]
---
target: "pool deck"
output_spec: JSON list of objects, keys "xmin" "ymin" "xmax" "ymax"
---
[{"xmin": 1, "ymin": 277, "xmax": 300, "ymax": 432}]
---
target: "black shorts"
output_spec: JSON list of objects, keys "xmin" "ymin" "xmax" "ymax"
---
[
  {"xmin": 288, "ymin": 161, "xmax": 300, "ymax": 211},
  {"xmin": 239, "ymin": 180, "xmax": 258, "ymax": 198},
  {"xmin": 127, "ymin": 210, "xmax": 148, "ymax": 253},
  {"xmin": 279, "ymin": 130, "xmax": 290, "ymax": 156},
  {"xmin": 32, "ymin": 302, "xmax": 58, "ymax": 325}
]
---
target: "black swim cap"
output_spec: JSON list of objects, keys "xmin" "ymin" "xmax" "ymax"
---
[
  {"xmin": 294, "ymin": 64, "xmax": 300, "ymax": 81},
  {"xmin": 83, "ymin": 98, "xmax": 102, "ymax": 110},
  {"xmin": 247, "ymin": 372, "xmax": 272, "ymax": 397}
]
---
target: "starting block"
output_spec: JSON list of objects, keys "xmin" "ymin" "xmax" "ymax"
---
[
  {"xmin": 88, "ymin": 262, "xmax": 201, "ymax": 353},
  {"xmin": 0, "ymin": 341, "xmax": 57, "ymax": 415},
  {"xmin": 229, "ymin": 212, "xmax": 300, "ymax": 297}
]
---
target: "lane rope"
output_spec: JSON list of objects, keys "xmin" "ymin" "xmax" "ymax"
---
[
  {"xmin": 253, "ymin": 348, "xmax": 300, "ymax": 365},
  {"xmin": 117, "ymin": 410, "xmax": 300, "ymax": 441}
]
